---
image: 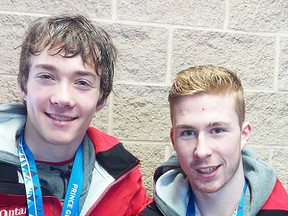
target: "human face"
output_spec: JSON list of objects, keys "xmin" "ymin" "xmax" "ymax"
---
[
  {"xmin": 21, "ymin": 47, "xmax": 102, "ymax": 158},
  {"xmin": 170, "ymin": 92, "xmax": 251, "ymax": 194}
]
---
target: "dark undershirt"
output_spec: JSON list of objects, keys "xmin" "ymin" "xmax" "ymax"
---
[{"xmin": 37, "ymin": 159, "xmax": 74, "ymax": 202}]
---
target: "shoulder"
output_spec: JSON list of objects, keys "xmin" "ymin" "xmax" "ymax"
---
[
  {"xmin": 154, "ymin": 153, "xmax": 181, "ymax": 181},
  {"xmin": 261, "ymin": 179, "xmax": 288, "ymax": 210},
  {"xmin": 87, "ymin": 126, "xmax": 120, "ymax": 152},
  {"xmin": 139, "ymin": 202, "xmax": 164, "ymax": 216},
  {"xmin": 87, "ymin": 126, "xmax": 141, "ymax": 179}
]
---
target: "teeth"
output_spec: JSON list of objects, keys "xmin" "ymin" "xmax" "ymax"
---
[
  {"xmin": 50, "ymin": 114, "xmax": 73, "ymax": 121},
  {"xmin": 198, "ymin": 167, "xmax": 217, "ymax": 173}
]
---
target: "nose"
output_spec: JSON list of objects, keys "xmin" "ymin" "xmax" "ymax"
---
[
  {"xmin": 193, "ymin": 132, "xmax": 212, "ymax": 159},
  {"xmin": 50, "ymin": 82, "xmax": 75, "ymax": 108}
]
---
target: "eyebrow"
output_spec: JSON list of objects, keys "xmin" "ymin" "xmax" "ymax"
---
[
  {"xmin": 174, "ymin": 121, "xmax": 230, "ymax": 129},
  {"xmin": 34, "ymin": 64, "xmax": 56, "ymax": 71},
  {"xmin": 207, "ymin": 121, "xmax": 230, "ymax": 128},
  {"xmin": 174, "ymin": 124, "xmax": 196, "ymax": 129},
  {"xmin": 74, "ymin": 70, "xmax": 98, "ymax": 79}
]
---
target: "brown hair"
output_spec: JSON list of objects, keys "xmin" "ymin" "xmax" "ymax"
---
[{"xmin": 18, "ymin": 14, "xmax": 117, "ymax": 105}]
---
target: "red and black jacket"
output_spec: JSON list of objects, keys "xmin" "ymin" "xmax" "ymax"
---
[{"xmin": 0, "ymin": 127, "xmax": 152, "ymax": 215}]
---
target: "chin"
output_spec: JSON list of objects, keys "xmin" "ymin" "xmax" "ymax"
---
[{"xmin": 193, "ymin": 181, "xmax": 224, "ymax": 194}]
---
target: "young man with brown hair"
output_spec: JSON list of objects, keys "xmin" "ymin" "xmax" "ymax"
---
[{"xmin": 0, "ymin": 14, "xmax": 151, "ymax": 215}]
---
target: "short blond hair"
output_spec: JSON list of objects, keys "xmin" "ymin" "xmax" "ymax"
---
[{"xmin": 169, "ymin": 65, "xmax": 245, "ymax": 125}]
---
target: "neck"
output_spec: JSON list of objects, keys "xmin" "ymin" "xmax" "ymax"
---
[
  {"xmin": 23, "ymin": 131, "xmax": 83, "ymax": 163},
  {"xmin": 193, "ymin": 166, "xmax": 245, "ymax": 216}
]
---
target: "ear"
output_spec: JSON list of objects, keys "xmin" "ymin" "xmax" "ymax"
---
[
  {"xmin": 170, "ymin": 128, "xmax": 176, "ymax": 150},
  {"xmin": 240, "ymin": 122, "xmax": 252, "ymax": 150},
  {"xmin": 19, "ymin": 87, "xmax": 27, "ymax": 101},
  {"xmin": 96, "ymin": 99, "xmax": 107, "ymax": 112}
]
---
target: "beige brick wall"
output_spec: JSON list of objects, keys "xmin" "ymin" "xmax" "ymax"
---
[{"xmin": 0, "ymin": 0, "xmax": 287, "ymax": 196}]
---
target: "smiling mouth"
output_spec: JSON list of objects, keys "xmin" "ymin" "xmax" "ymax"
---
[
  {"xmin": 46, "ymin": 113, "xmax": 77, "ymax": 121},
  {"xmin": 197, "ymin": 165, "xmax": 220, "ymax": 174}
]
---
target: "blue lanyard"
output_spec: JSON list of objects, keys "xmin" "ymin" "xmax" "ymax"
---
[
  {"xmin": 186, "ymin": 191, "xmax": 195, "ymax": 216},
  {"xmin": 186, "ymin": 180, "xmax": 247, "ymax": 216},
  {"xmin": 235, "ymin": 180, "xmax": 247, "ymax": 216},
  {"xmin": 18, "ymin": 134, "xmax": 84, "ymax": 216}
]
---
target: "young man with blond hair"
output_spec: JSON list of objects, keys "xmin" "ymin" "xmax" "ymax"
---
[{"xmin": 143, "ymin": 65, "xmax": 288, "ymax": 216}]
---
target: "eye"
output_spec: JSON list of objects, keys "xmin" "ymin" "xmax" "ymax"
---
[
  {"xmin": 76, "ymin": 80, "xmax": 90, "ymax": 86},
  {"xmin": 36, "ymin": 73, "xmax": 55, "ymax": 84},
  {"xmin": 181, "ymin": 129, "xmax": 197, "ymax": 137},
  {"xmin": 211, "ymin": 128, "xmax": 224, "ymax": 134},
  {"xmin": 38, "ymin": 74, "xmax": 53, "ymax": 80},
  {"xmin": 74, "ymin": 79, "xmax": 95, "ymax": 90}
]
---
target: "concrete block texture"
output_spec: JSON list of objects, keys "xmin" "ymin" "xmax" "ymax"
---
[
  {"xmin": 0, "ymin": 14, "xmax": 31, "ymax": 74},
  {"xmin": 0, "ymin": 0, "xmax": 287, "ymax": 195},
  {"xmin": 0, "ymin": 76, "xmax": 21, "ymax": 104},
  {"xmin": 229, "ymin": 0, "xmax": 288, "ymax": 33},
  {"xmin": 112, "ymin": 84, "xmax": 170, "ymax": 141},
  {"xmin": 171, "ymin": 29, "xmax": 275, "ymax": 90},
  {"xmin": 107, "ymin": 24, "xmax": 169, "ymax": 84},
  {"xmin": 246, "ymin": 92, "xmax": 288, "ymax": 146},
  {"xmin": 118, "ymin": 0, "xmax": 225, "ymax": 28},
  {"xmin": 280, "ymin": 38, "xmax": 288, "ymax": 91},
  {"xmin": 1, "ymin": 0, "xmax": 112, "ymax": 19},
  {"xmin": 124, "ymin": 142, "xmax": 169, "ymax": 196}
]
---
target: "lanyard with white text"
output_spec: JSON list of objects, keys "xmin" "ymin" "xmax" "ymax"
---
[
  {"xmin": 18, "ymin": 134, "xmax": 84, "ymax": 216},
  {"xmin": 186, "ymin": 179, "xmax": 247, "ymax": 216}
]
